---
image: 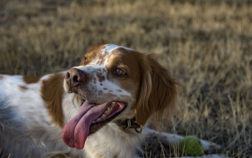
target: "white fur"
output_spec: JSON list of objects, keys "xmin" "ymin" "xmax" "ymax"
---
[
  {"xmin": 102, "ymin": 44, "xmax": 133, "ymax": 55},
  {"xmin": 84, "ymin": 123, "xmax": 142, "ymax": 158},
  {"xmin": 0, "ymin": 75, "xmax": 83, "ymax": 158},
  {"xmin": 0, "ymin": 75, "xmax": 51, "ymax": 126}
]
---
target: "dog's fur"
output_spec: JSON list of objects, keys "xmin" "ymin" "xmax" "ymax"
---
[{"xmin": 0, "ymin": 44, "xmax": 219, "ymax": 158}]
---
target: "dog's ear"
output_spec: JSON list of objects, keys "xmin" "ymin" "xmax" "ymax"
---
[
  {"xmin": 41, "ymin": 73, "xmax": 65, "ymax": 127},
  {"xmin": 135, "ymin": 54, "xmax": 177, "ymax": 125}
]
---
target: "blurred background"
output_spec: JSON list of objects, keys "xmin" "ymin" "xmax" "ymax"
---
[{"xmin": 0, "ymin": 0, "xmax": 251, "ymax": 157}]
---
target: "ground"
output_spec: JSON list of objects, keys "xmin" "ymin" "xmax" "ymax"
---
[{"xmin": 0, "ymin": 0, "xmax": 251, "ymax": 157}]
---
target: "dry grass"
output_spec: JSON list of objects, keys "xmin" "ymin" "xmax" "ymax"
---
[{"xmin": 0, "ymin": 0, "xmax": 251, "ymax": 157}]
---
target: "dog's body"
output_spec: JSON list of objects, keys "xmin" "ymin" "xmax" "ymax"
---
[
  {"xmin": 0, "ymin": 74, "xmax": 81, "ymax": 157},
  {"xmin": 0, "ymin": 44, "xmax": 220, "ymax": 158}
]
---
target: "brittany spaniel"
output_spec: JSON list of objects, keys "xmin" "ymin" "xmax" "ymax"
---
[{"xmin": 0, "ymin": 44, "xmax": 221, "ymax": 158}]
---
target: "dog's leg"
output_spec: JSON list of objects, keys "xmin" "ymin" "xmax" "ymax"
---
[{"xmin": 143, "ymin": 128, "xmax": 222, "ymax": 154}]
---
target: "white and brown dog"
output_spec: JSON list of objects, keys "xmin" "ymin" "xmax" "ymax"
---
[{"xmin": 0, "ymin": 44, "xmax": 221, "ymax": 158}]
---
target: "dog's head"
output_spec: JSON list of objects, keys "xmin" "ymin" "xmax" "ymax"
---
[{"xmin": 62, "ymin": 44, "xmax": 176, "ymax": 149}]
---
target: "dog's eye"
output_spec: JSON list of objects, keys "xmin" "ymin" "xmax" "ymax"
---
[{"xmin": 113, "ymin": 67, "xmax": 127, "ymax": 78}]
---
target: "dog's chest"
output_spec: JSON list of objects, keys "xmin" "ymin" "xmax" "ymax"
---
[{"xmin": 83, "ymin": 124, "xmax": 141, "ymax": 158}]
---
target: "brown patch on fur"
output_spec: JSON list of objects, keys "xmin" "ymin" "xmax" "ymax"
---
[
  {"xmin": 19, "ymin": 85, "xmax": 28, "ymax": 91},
  {"xmin": 41, "ymin": 73, "xmax": 65, "ymax": 127},
  {"xmin": 81, "ymin": 44, "xmax": 105, "ymax": 65},
  {"xmin": 134, "ymin": 54, "xmax": 177, "ymax": 125},
  {"xmin": 104, "ymin": 50, "xmax": 141, "ymax": 98},
  {"xmin": 23, "ymin": 75, "xmax": 40, "ymax": 84}
]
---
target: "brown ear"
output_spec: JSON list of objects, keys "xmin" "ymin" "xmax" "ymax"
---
[
  {"xmin": 41, "ymin": 73, "xmax": 65, "ymax": 127},
  {"xmin": 135, "ymin": 54, "xmax": 177, "ymax": 125}
]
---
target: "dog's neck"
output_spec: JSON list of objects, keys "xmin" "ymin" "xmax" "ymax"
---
[{"xmin": 84, "ymin": 122, "xmax": 143, "ymax": 158}]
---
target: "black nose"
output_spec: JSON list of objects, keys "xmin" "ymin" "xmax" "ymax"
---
[{"xmin": 65, "ymin": 68, "xmax": 87, "ymax": 87}]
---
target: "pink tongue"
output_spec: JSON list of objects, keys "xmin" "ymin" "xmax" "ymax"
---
[{"xmin": 62, "ymin": 101, "xmax": 108, "ymax": 149}]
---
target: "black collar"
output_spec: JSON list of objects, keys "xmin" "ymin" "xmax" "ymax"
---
[{"xmin": 115, "ymin": 117, "xmax": 142, "ymax": 133}]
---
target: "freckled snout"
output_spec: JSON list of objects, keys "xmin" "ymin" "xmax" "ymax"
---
[{"xmin": 65, "ymin": 68, "xmax": 88, "ymax": 88}]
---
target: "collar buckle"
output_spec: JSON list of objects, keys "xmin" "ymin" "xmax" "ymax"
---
[{"xmin": 116, "ymin": 117, "xmax": 142, "ymax": 133}]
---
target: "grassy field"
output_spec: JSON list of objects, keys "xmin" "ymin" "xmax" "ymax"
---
[{"xmin": 0, "ymin": 0, "xmax": 251, "ymax": 157}]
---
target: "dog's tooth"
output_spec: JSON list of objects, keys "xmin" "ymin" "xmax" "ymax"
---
[
  {"xmin": 101, "ymin": 114, "xmax": 106, "ymax": 118},
  {"xmin": 107, "ymin": 107, "xmax": 112, "ymax": 112},
  {"xmin": 96, "ymin": 118, "xmax": 102, "ymax": 122},
  {"xmin": 111, "ymin": 102, "xmax": 116, "ymax": 106},
  {"xmin": 105, "ymin": 106, "xmax": 112, "ymax": 113},
  {"xmin": 105, "ymin": 108, "xmax": 112, "ymax": 114}
]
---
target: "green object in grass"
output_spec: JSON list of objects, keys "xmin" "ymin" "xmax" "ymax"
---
[{"xmin": 179, "ymin": 136, "xmax": 204, "ymax": 156}]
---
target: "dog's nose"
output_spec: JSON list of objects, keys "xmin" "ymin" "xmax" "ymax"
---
[{"xmin": 65, "ymin": 68, "xmax": 87, "ymax": 87}]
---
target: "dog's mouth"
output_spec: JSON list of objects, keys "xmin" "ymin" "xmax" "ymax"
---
[{"xmin": 62, "ymin": 100, "xmax": 127, "ymax": 149}]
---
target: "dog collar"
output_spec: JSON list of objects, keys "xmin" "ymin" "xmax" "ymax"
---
[{"xmin": 115, "ymin": 117, "xmax": 142, "ymax": 133}]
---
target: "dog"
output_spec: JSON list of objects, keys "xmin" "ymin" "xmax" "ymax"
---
[{"xmin": 0, "ymin": 44, "xmax": 221, "ymax": 158}]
